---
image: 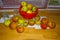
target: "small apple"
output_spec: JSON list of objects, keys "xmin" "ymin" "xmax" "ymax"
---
[
  {"xmin": 27, "ymin": 4, "xmax": 33, "ymax": 10},
  {"xmin": 9, "ymin": 22, "xmax": 18, "ymax": 30},
  {"xmin": 23, "ymin": 22, "xmax": 28, "ymax": 27},
  {"xmin": 41, "ymin": 23, "xmax": 47, "ymax": 29},
  {"xmin": 12, "ymin": 16, "xmax": 19, "ymax": 22},
  {"xmin": 27, "ymin": 10, "xmax": 32, "ymax": 14},
  {"xmin": 16, "ymin": 26, "xmax": 24, "ymax": 33},
  {"xmin": 4, "ymin": 20, "xmax": 11, "ymax": 27},
  {"xmin": 48, "ymin": 21, "xmax": 56, "ymax": 29},
  {"xmin": 32, "ymin": 6, "xmax": 36, "ymax": 12},
  {"xmin": 18, "ymin": 19, "xmax": 25, "ymax": 26},
  {"xmin": 35, "ymin": 15, "xmax": 40, "ymax": 21},
  {"xmin": 41, "ymin": 18, "xmax": 48, "ymax": 24},
  {"xmin": 28, "ymin": 19, "xmax": 35, "ymax": 26},
  {"xmin": 21, "ymin": 1, "xmax": 27, "ymax": 6},
  {"xmin": 21, "ymin": 6, "xmax": 28, "ymax": 12},
  {"xmin": 35, "ymin": 20, "xmax": 41, "ymax": 25}
]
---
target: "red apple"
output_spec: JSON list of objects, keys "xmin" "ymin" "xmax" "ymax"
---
[
  {"xmin": 41, "ymin": 23, "xmax": 47, "ymax": 29},
  {"xmin": 16, "ymin": 26, "xmax": 24, "ymax": 33},
  {"xmin": 9, "ymin": 22, "xmax": 18, "ymax": 30},
  {"xmin": 41, "ymin": 18, "xmax": 48, "ymax": 24}
]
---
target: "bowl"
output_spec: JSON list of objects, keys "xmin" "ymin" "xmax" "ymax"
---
[{"xmin": 19, "ymin": 6, "xmax": 39, "ymax": 19}]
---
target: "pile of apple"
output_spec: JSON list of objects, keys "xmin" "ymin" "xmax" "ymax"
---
[
  {"xmin": 19, "ymin": 1, "xmax": 38, "ymax": 19},
  {"xmin": 28, "ymin": 16, "xmax": 56, "ymax": 29},
  {"xmin": 3, "ymin": 1, "xmax": 56, "ymax": 33},
  {"xmin": 4, "ymin": 15, "xmax": 56, "ymax": 33},
  {"xmin": 41, "ymin": 18, "xmax": 56, "ymax": 29},
  {"xmin": 4, "ymin": 16, "xmax": 25, "ymax": 33}
]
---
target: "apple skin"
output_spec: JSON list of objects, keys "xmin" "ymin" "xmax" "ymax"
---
[
  {"xmin": 28, "ymin": 19, "xmax": 35, "ymax": 26},
  {"xmin": 35, "ymin": 15, "xmax": 40, "ymax": 21},
  {"xmin": 12, "ymin": 16, "xmax": 19, "ymax": 22},
  {"xmin": 27, "ymin": 4, "xmax": 33, "ymax": 10},
  {"xmin": 41, "ymin": 18, "xmax": 48, "ymax": 24},
  {"xmin": 27, "ymin": 10, "xmax": 32, "ymax": 14},
  {"xmin": 18, "ymin": 19, "xmax": 25, "ymax": 25},
  {"xmin": 21, "ymin": 6, "xmax": 28, "ymax": 12},
  {"xmin": 4, "ymin": 20, "xmax": 11, "ymax": 27},
  {"xmin": 21, "ymin": 1, "xmax": 27, "ymax": 6},
  {"xmin": 41, "ymin": 23, "xmax": 47, "ymax": 29},
  {"xmin": 9, "ymin": 22, "xmax": 18, "ymax": 30},
  {"xmin": 48, "ymin": 21, "xmax": 56, "ymax": 29},
  {"xmin": 32, "ymin": 7, "xmax": 36, "ymax": 12},
  {"xmin": 35, "ymin": 20, "xmax": 41, "ymax": 25},
  {"xmin": 28, "ymin": 21, "xmax": 35, "ymax": 26},
  {"xmin": 16, "ymin": 26, "xmax": 24, "ymax": 33},
  {"xmin": 23, "ymin": 22, "xmax": 28, "ymax": 27}
]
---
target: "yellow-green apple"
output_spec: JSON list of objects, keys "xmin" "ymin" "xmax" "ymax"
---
[
  {"xmin": 18, "ymin": 19, "xmax": 25, "ymax": 25},
  {"xmin": 35, "ymin": 20, "xmax": 41, "ymax": 25},
  {"xmin": 21, "ymin": 6, "xmax": 28, "ymax": 12},
  {"xmin": 27, "ymin": 4, "xmax": 33, "ymax": 10},
  {"xmin": 4, "ymin": 20, "xmax": 11, "ymax": 27},
  {"xmin": 27, "ymin": 10, "xmax": 32, "ymax": 14},
  {"xmin": 32, "ymin": 6, "xmax": 36, "ymax": 12},
  {"xmin": 21, "ymin": 1, "xmax": 27, "ymax": 6}
]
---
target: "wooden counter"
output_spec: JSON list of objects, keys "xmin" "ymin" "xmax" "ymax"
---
[{"xmin": 0, "ymin": 10, "xmax": 60, "ymax": 40}]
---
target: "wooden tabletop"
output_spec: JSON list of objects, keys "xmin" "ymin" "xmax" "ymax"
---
[{"xmin": 0, "ymin": 10, "xmax": 60, "ymax": 40}]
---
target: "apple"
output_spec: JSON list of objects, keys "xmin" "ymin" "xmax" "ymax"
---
[
  {"xmin": 41, "ymin": 18, "xmax": 48, "ymax": 24},
  {"xmin": 41, "ymin": 23, "xmax": 47, "ymax": 29},
  {"xmin": 35, "ymin": 20, "xmax": 41, "ymax": 25},
  {"xmin": 4, "ymin": 20, "xmax": 11, "ymax": 27},
  {"xmin": 9, "ymin": 22, "xmax": 18, "ymax": 30},
  {"xmin": 23, "ymin": 22, "xmax": 28, "ymax": 27},
  {"xmin": 28, "ymin": 19, "xmax": 35, "ymax": 26},
  {"xmin": 47, "ymin": 21, "xmax": 56, "ymax": 29},
  {"xmin": 27, "ymin": 10, "xmax": 32, "ymax": 14},
  {"xmin": 12, "ymin": 16, "xmax": 19, "ymax": 22},
  {"xmin": 18, "ymin": 19, "xmax": 25, "ymax": 26},
  {"xmin": 21, "ymin": 6, "xmax": 28, "ymax": 12},
  {"xmin": 21, "ymin": 1, "xmax": 27, "ymax": 6},
  {"xmin": 32, "ymin": 6, "xmax": 36, "ymax": 12},
  {"xmin": 27, "ymin": 4, "xmax": 33, "ymax": 10},
  {"xmin": 35, "ymin": 15, "xmax": 40, "ymax": 21},
  {"xmin": 16, "ymin": 26, "xmax": 24, "ymax": 33}
]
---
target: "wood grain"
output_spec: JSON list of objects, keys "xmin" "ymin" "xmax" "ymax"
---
[{"xmin": 0, "ymin": 10, "xmax": 60, "ymax": 40}]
